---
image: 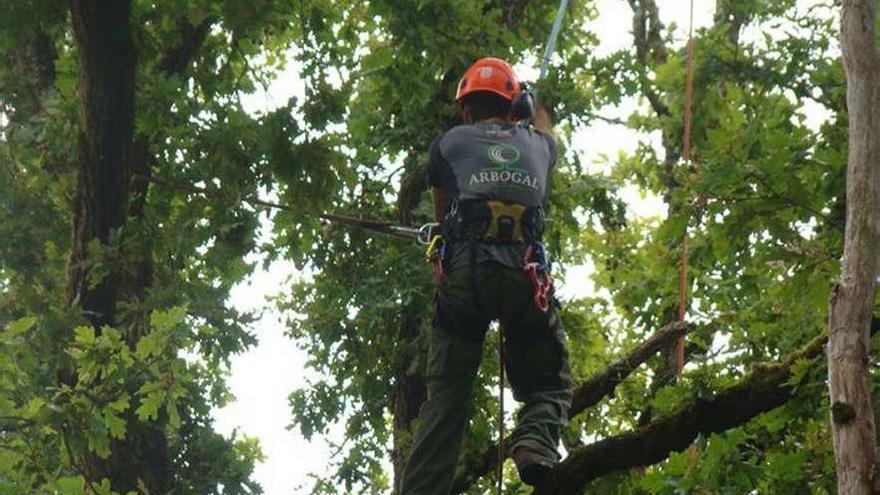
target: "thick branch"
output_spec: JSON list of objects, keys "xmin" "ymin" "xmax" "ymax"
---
[
  {"xmin": 571, "ymin": 321, "xmax": 691, "ymax": 415},
  {"xmin": 124, "ymin": 15, "xmax": 217, "ymax": 338},
  {"xmin": 628, "ymin": 0, "xmax": 670, "ymax": 117},
  {"xmin": 535, "ymin": 320, "xmax": 880, "ymax": 494},
  {"xmin": 157, "ymin": 16, "xmax": 216, "ymax": 76},
  {"xmin": 539, "ymin": 337, "xmax": 823, "ymax": 493},
  {"xmin": 66, "ymin": 0, "xmax": 137, "ymax": 327}
]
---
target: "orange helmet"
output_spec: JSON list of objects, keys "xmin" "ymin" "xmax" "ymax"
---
[{"xmin": 455, "ymin": 57, "xmax": 521, "ymax": 102}]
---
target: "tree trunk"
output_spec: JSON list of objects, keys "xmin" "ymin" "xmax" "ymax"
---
[
  {"xmin": 828, "ymin": 1, "xmax": 880, "ymax": 493},
  {"xmin": 390, "ymin": 307, "xmax": 427, "ymax": 493},
  {"xmin": 66, "ymin": 0, "xmax": 136, "ymax": 328},
  {"xmin": 66, "ymin": 2, "xmax": 174, "ymax": 492}
]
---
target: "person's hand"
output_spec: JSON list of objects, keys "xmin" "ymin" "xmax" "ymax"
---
[{"xmin": 532, "ymin": 100, "xmax": 555, "ymax": 142}]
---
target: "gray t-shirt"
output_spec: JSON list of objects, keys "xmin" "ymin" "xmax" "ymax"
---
[{"xmin": 426, "ymin": 122, "xmax": 557, "ymax": 270}]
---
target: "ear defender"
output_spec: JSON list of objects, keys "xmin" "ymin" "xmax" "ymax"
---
[{"xmin": 510, "ymin": 85, "xmax": 535, "ymax": 121}]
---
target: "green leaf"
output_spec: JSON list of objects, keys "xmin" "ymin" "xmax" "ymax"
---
[
  {"xmin": 103, "ymin": 409, "xmax": 127, "ymax": 440},
  {"xmin": 55, "ymin": 476, "xmax": 86, "ymax": 495},
  {"xmin": 167, "ymin": 402, "xmax": 181, "ymax": 430},
  {"xmin": 74, "ymin": 326, "xmax": 96, "ymax": 345},
  {"xmin": 20, "ymin": 397, "xmax": 45, "ymax": 419},
  {"xmin": 135, "ymin": 389, "xmax": 165, "ymax": 422},
  {"xmin": 135, "ymin": 331, "xmax": 162, "ymax": 360},
  {"xmin": 3, "ymin": 316, "xmax": 36, "ymax": 338},
  {"xmin": 150, "ymin": 306, "xmax": 187, "ymax": 332},
  {"xmin": 90, "ymin": 479, "xmax": 114, "ymax": 495}
]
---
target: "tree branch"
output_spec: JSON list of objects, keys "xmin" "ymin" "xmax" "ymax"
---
[
  {"xmin": 534, "ymin": 321, "xmax": 880, "ymax": 494},
  {"xmin": 570, "ymin": 321, "xmax": 691, "ymax": 416},
  {"xmin": 157, "ymin": 16, "xmax": 217, "ymax": 76},
  {"xmin": 628, "ymin": 0, "xmax": 670, "ymax": 117},
  {"xmin": 585, "ymin": 111, "xmax": 628, "ymax": 126}
]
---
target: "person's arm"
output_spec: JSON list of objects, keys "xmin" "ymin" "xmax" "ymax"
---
[
  {"xmin": 531, "ymin": 100, "xmax": 556, "ymax": 143},
  {"xmin": 426, "ymin": 137, "xmax": 452, "ymax": 222},
  {"xmin": 431, "ymin": 187, "xmax": 447, "ymax": 222}
]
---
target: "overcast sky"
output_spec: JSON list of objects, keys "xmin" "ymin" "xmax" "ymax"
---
[{"xmin": 214, "ymin": 2, "xmax": 719, "ymax": 493}]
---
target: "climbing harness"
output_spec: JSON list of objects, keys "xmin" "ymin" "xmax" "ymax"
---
[{"xmin": 442, "ymin": 199, "xmax": 545, "ymax": 244}]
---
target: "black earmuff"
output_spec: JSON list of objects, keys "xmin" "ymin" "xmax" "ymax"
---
[{"xmin": 510, "ymin": 85, "xmax": 535, "ymax": 121}]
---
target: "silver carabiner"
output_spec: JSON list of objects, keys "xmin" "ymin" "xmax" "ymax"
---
[{"xmin": 417, "ymin": 223, "xmax": 439, "ymax": 245}]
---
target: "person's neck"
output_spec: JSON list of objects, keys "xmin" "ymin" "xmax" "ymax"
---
[{"xmin": 475, "ymin": 117, "xmax": 510, "ymax": 125}]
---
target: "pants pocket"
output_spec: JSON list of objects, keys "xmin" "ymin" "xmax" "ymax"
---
[
  {"xmin": 505, "ymin": 320, "xmax": 572, "ymax": 400},
  {"xmin": 426, "ymin": 335, "xmax": 451, "ymax": 382}
]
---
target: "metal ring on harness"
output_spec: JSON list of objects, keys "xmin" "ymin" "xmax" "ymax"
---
[{"xmin": 417, "ymin": 223, "xmax": 440, "ymax": 245}]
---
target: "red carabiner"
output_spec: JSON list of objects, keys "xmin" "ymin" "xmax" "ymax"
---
[
  {"xmin": 523, "ymin": 243, "xmax": 553, "ymax": 312},
  {"xmin": 431, "ymin": 256, "xmax": 444, "ymax": 281},
  {"xmin": 525, "ymin": 261, "xmax": 552, "ymax": 313}
]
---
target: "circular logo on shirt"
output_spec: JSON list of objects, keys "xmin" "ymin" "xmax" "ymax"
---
[{"xmin": 488, "ymin": 144, "xmax": 520, "ymax": 165}]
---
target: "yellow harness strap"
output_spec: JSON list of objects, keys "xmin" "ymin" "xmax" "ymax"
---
[{"xmin": 485, "ymin": 200, "xmax": 527, "ymax": 242}]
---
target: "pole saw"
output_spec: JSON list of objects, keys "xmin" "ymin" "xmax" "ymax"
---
[{"xmin": 319, "ymin": 213, "xmax": 438, "ymax": 246}]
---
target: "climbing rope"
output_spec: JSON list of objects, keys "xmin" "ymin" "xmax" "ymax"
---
[
  {"xmin": 675, "ymin": 0, "xmax": 696, "ymax": 376},
  {"xmin": 498, "ymin": 330, "xmax": 505, "ymax": 494}
]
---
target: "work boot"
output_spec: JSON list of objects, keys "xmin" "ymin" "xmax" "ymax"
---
[{"xmin": 513, "ymin": 447, "xmax": 555, "ymax": 486}]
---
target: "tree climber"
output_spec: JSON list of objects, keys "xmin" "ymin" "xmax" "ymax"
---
[{"xmin": 400, "ymin": 57, "xmax": 573, "ymax": 493}]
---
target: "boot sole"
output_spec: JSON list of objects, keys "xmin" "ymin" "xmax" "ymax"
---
[{"xmin": 519, "ymin": 461, "xmax": 553, "ymax": 486}]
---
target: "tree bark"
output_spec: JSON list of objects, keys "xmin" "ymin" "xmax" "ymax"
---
[
  {"xmin": 66, "ymin": 2, "xmax": 169, "ymax": 492},
  {"xmin": 828, "ymin": 1, "xmax": 880, "ymax": 493},
  {"xmin": 390, "ymin": 305, "xmax": 427, "ymax": 493},
  {"xmin": 66, "ymin": 0, "xmax": 137, "ymax": 328}
]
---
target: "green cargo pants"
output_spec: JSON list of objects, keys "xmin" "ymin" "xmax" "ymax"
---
[{"xmin": 399, "ymin": 263, "xmax": 573, "ymax": 495}]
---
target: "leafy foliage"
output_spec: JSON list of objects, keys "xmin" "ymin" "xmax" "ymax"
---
[
  {"xmin": 0, "ymin": 1, "xmax": 331, "ymax": 493},
  {"xmin": 278, "ymin": 0, "xmax": 868, "ymax": 494},
  {"xmin": 0, "ymin": 0, "xmax": 875, "ymax": 494}
]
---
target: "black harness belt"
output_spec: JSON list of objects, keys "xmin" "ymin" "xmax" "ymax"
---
[
  {"xmin": 435, "ymin": 199, "xmax": 553, "ymax": 313},
  {"xmin": 442, "ymin": 199, "xmax": 544, "ymax": 244}
]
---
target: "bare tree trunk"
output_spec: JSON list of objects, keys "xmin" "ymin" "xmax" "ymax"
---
[
  {"xmin": 66, "ymin": 0, "xmax": 136, "ymax": 327},
  {"xmin": 828, "ymin": 1, "xmax": 880, "ymax": 493},
  {"xmin": 390, "ymin": 307, "xmax": 427, "ymax": 493}
]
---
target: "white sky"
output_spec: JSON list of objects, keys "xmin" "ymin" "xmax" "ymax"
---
[{"xmin": 213, "ymin": 2, "xmax": 725, "ymax": 493}]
